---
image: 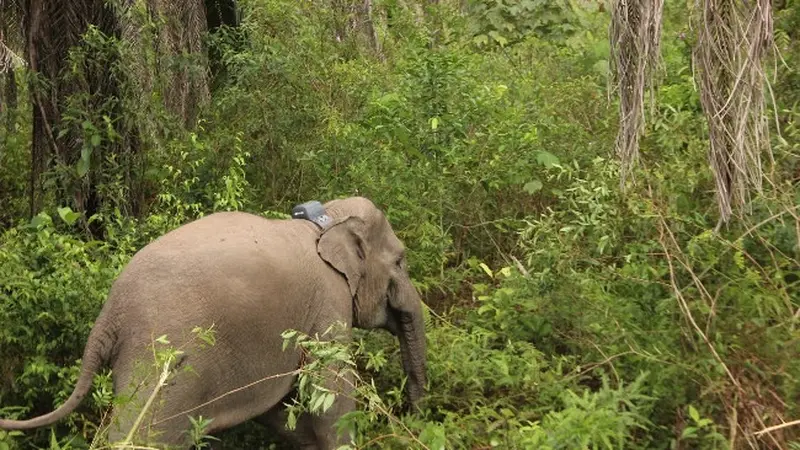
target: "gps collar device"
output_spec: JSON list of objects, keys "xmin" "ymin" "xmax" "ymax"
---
[{"xmin": 291, "ymin": 200, "xmax": 332, "ymax": 230}]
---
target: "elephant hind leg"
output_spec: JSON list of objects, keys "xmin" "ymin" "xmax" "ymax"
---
[{"xmin": 102, "ymin": 365, "xmax": 195, "ymax": 448}]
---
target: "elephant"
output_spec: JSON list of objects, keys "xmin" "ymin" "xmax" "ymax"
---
[{"xmin": 0, "ymin": 196, "xmax": 427, "ymax": 449}]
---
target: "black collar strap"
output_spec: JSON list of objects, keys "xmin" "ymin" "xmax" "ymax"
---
[{"xmin": 291, "ymin": 200, "xmax": 332, "ymax": 230}]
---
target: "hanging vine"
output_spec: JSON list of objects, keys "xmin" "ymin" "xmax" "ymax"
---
[{"xmin": 694, "ymin": 0, "xmax": 774, "ymax": 224}]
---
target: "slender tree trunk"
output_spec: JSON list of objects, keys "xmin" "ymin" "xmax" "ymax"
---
[
  {"xmin": 4, "ymin": 69, "xmax": 16, "ymax": 112},
  {"xmin": 26, "ymin": 0, "xmax": 46, "ymax": 217},
  {"xmin": 360, "ymin": 0, "xmax": 381, "ymax": 57},
  {"xmin": 332, "ymin": 0, "xmax": 352, "ymax": 43},
  {"xmin": 425, "ymin": 0, "xmax": 442, "ymax": 48},
  {"xmin": 2, "ymin": 68, "xmax": 16, "ymax": 132},
  {"xmin": 0, "ymin": 19, "xmax": 18, "ymax": 128},
  {"xmin": 331, "ymin": 0, "xmax": 384, "ymax": 58}
]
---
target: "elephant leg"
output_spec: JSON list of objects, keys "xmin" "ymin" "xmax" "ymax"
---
[
  {"xmin": 309, "ymin": 366, "xmax": 356, "ymax": 449},
  {"xmin": 257, "ymin": 368, "xmax": 356, "ymax": 450},
  {"xmin": 257, "ymin": 405, "xmax": 319, "ymax": 449},
  {"xmin": 308, "ymin": 397, "xmax": 355, "ymax": 450},
  {"xmin": 103, "ymin": 385, "xmax": 191, "ymax": 448}
]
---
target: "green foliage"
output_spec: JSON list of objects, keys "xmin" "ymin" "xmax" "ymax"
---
[
  {"xmin": 466, "ymin": 0, "xmax": 583, "ymax": 47},
  {"xmin": 0, "ymin": 75, "xmax": 31, "ymax": 227},
  {"xmin": 0, "ymin": 216, "xmax": 124, "ymax": 445},
  {"xmin": 186, "ymin": 415, "xmax": 220, "ymax": 449},
  {"xmin": 281, "ymin": 323, "xmax": 355, "ymax": 432},
  {"xmin": 1, "ymin": 0, "xmax": 799, "ymax": 448}
]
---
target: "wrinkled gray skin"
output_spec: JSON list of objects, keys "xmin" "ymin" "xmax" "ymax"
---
[{"xmin": 0, "ymin": 197, "xmax": 427, "ymax": 449}]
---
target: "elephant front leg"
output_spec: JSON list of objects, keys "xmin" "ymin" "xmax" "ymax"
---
[
  {"xmin": 260, "ymin": 365, "xmax": 356, "ymax": 449},
  {"xmin": 310, "ymin": 370, "xmax": 355, "ymax": 450},
  {"xmin": 257, "ymin": 405, "xmax": 318, "ymax": 449}
]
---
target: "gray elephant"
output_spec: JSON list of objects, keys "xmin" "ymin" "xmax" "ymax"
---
[{"xmin": 0, "ymin": 196, "xmax": 427, "ymax": 449}]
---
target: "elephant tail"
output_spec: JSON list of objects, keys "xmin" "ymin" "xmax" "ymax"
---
[{"xmin": 0, "ymin": 310, "xmax": 116, "ymax": 430}]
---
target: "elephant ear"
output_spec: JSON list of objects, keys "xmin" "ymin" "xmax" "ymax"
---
[{"xmin": 317, "ymin": 216, "xmax": 368, "ymax": 297}]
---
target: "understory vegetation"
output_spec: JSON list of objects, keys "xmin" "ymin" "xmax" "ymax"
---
[{"xmin": 1, "ymin": 0, "xmax": 799, "ymax": 449}]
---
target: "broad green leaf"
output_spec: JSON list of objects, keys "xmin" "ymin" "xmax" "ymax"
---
[
  {"xmin": 523, "ymin": 180, "xmax": 543, "ymax": 194},
  {"xmin": 312, "ymin": 391, "xmax": 326, "ymax": 411},
  {"xmin": 477, "ymin": 304, "xmax": 494, "ymax": 315},
  {"xmin": 76, "ymin": 158, "xmax": 90, "ymax": 177},
  {"xmin": 688, "ymin": 405, "xmax": 700, "ymax": 423},
  {"xmin": 77, "ymin": 148, "xmax": 92, "ymax": 177},
  {"xmin": 488, "ymin": 31, "xmax": 508, "ymax": 47},
  {"xmin": 419, "ymin": 423, "xmax": 447, "ymax": 450},
  {"xmin": 479, "ymin": 262, "xmax": 493, "ymax": 278},
  {"xmin": 57, "ymin": 207, "xmax": 80, "ymax": 226},
  {"xmin": 322, "ymin": 392, "xmax": 335, "ymax": 412},
  {"xmin": 29, "ymin": 213, "xmax": 52, "ymax": 228},
  {"xmin": 536, "ymin": 151, "xmax": 560, "ymax": 168},
  {"xmin": 473, "ymin": 34, "xmax": 489, "ymax": 46}
]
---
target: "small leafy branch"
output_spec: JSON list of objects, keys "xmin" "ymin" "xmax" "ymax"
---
[
  {"xmin": 280, "ymin": 323, "xmax": 356, "ymax": 430},
  {"xmin": 280, "ymin": 324, "xmax": 431, "ymax": 450}
]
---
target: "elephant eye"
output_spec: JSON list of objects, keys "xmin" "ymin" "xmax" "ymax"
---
[{"xmin": 395, "ymin": 255, "xmax": 405, "ymax": 268}]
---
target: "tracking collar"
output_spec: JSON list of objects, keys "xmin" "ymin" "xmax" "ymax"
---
[{"xmin": 291, "ymin": 200, "xmax": 332, "ymax": 230}]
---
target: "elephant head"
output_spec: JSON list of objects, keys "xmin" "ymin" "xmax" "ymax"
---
[{"xmin": 317, "ymin": 197, "xmax": 427, "ymax": 405}]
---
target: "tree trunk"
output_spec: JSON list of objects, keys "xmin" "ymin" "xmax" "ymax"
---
[
  {"xmin": 425, "ymin": 0, "xmax": 442, "ymax": 48},
  {"xmin": 3, "ymin": 69, "xmax": 16, "ymax": 131},
  {"xmin": 160, "ymin": 0, "xmax": 210, "ymax": 126},
  {"xmin": 332, "ymin": 0, "xmax": 352, "ymax": 43},
  {"xmin": 26, "ymin": 0, "xmax": 47, "ymax": 217},
  {"xmin": 331, "ymin": 0, "xmax": 385, "ymax": 58},
  {"xmin": 24, "ymin": 0, "xmax": 137, "ymax": 228},
  {"xmin": 0, "ymin": 16, "xmax": 19, "ymax": 129},
  {"xmin": 206, "ymin": 0, "xmax": 240, "ymax": 89},
  {"xmin": 359, "ymin": 0, "xmax": 382, "ymax": 57}
]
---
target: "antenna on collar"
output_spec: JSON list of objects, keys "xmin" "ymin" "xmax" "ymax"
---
[{"xmin": 291, "ymin": 200, "xmax": 332, "ymax": 230}]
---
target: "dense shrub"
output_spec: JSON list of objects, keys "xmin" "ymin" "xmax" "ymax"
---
[{"xmin": 0, "ymin": 0, "xmax": 798, "ymax": 449}]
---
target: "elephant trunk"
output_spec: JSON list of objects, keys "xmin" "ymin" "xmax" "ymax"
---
[{"xmin": 394, "ymin": 278, "xmax": 427, "ymax": 407}]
